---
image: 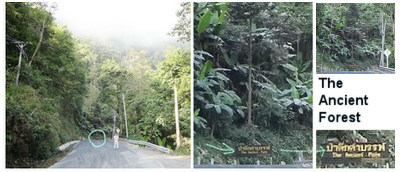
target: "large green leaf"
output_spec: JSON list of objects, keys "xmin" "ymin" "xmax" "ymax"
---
[
  {"xmin": 218, "ymin": 10, "xmax": 227, "ymax": 23},
  {"xmin": 217, "ymin": 92, "xmax": 233, "ymax": 105},
  {"xmin": 307, "ymin": 95, "xmax": 313, "ymax": 104},
  {"xmin": 205, "ymin": 103, "xmax": 214, "ymax": 109},
  {"xmin": 199, "ymin": 60, "xmax": 212, "ymax": 81},
  {"xmin": 220, "ymin": 104, "xmax": 233, "ymax": 117},
  {"xmin": 286, "ymin": 78, "xmax": 297, "ymax": 87},
  {"xmin": 214, "ymin": 104, "xmax": 221, "ymax": 114},
  {"xmin": 236, "ymin": 109, "xmax": 245, "ymax": 118},
  {"xmin": 194, "ymin": 109, "xmax": 200, "ymax": 117},
  {"xmin": 210, "ymin": 12, "xmax": 219, "ymax": 26},
  {"xmin": 291, "ymin": 86, "xmax": 300, "ymax": 99},
  {"xmin": 281, "ymin": 63, "xmax": 298, "ymax": 73},
  {"xmin": 197, "ymin": 10, "xmax": 212, "ymax": 33}
]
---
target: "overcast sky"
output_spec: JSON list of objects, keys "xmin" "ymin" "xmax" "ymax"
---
[{"xmin": 54, "ymin": 1, "xmax": 182, "ymax": 48}]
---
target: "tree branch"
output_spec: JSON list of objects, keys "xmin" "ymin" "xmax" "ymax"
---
[{"xmin": 28, "ymin": 19, "xmax": 46, "ymax": 66}]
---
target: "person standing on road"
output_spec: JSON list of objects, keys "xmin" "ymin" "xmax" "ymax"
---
[{"xmin": 113, "ymin": 132, "xmax": 119, "ymax": 149}]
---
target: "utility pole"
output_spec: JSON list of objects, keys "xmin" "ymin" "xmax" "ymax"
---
[
  {"xmin": 380, "ymin": 13, "xmax": 386, "ymax": 67},
  {"xmin": 122, "ymin": 93, "xmax": 128, "ymax": 138},
  {"xmin": 113, "ymin": 112, "xmax": 116, "ymax": 137},
  {"xmin": 174, "ymin": 85, "xmax": 181, "ymax": 146},
  {"xmin": 12, "ymin": 41, "xmax": 31, "ymax": 86}
]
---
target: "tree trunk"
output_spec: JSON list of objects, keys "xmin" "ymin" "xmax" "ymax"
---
[
  {"xmin": 113, "ymin": 112, "xmax": 116, "ymax": 138},
  {"xmin": 390, "ymin": 10, "xmax": 395, "ymax": 47},
  {"xmin": 297, "ymin": 36, "xmax": 300, "ymax": 58},
  {"xmin": 174, "ymin": 85, "xmax": 181, "ymax": 146},
  {"xmin": 119, "ymin": 110, "xmax": 122, "ymax": 134},
  {"xmin": 380, "ymin": 13, "xmax": 386, "ymax": 67},
  {"xmin": 247, "ymin": 44, "xmax": 253, "ymax": 125},
  {"xmin": 247, "ymin": 20, "xmax": 253, "ymax": 125},
  {"xmin": 122, "ymin": 93, "xmax": 128, "ymax": 138},
  {"xmin": 29, "ymin": 19, "xmax": 46, "ymax": 66},
  {"xmin": 211, "ymin": 118, "xmax": 215, "ymax": 138}
]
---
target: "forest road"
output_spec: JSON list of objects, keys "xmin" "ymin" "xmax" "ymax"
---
[
  {"xmin": 318, "ymin": 69, "xmax": 394, "ymax": 74},
  {"xmin": 50, "ymin": 140, "xmax": 190, "ymax": 168},
  {"xmin": 318, "ymin": 71, "xmax": 375, "ymax": 74}
]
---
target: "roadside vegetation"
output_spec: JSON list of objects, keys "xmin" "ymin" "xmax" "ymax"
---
[
  {"xmin": 6, "ymin": 2, "xmax": 191, "ymax": 167},
  {"xmin": 317, "ymin": 3, "xmax": 395, "ymax": 71},
  {"xmin": 193, "ymin": 2, "xmax": 313, "ymax": 165}
]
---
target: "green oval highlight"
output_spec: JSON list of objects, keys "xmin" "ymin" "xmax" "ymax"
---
[{"xmin": 88, "ymin": 129, "xmax": 106, "ymax": 148}]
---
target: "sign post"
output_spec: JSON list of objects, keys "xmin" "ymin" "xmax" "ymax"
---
[
  {"xmin": 116, "ymin": 128, "xmax": 120, "ymax": 135},
  {"xmin": 384, "ymin": 49, "xmax": 391, "ymax": 68}
]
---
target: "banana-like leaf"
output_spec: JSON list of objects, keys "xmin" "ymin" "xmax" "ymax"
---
[
  {"xmin": 220, "ymin": 104, "xmax": 233, "ymax": 117},
  {"xmin": 291, "ymin": 86, "xmax": 300, "ymax": 99},
  {"xmin": 197, "ymin": 10, "xmax": 212, "ymax": 33},
  {"xmin": 210, "ymin": 12, "xmax": 219, "ymax": 26},
  {"xmin": 205, "ymin": 103, "xmax": 214, "ymax": 109},
  {"xmin": 194, "ymin": 109, "xmax": 200, "ymax": 117},
  {"xmin": 236, "ymin": 109, "xmax": 245, "ymax": 118},
  {"xmin": 199, "ymin": 60, "xmax": 212, "ymax": 81},
  {"xmin": 281, "ymin": 63, "xmax": 298, "ymax": 75},
  {"xmin": 286, "ymin": 78, "xmax": 297, "ymax": 87},
  {"xmin": 306, "ymin": 95, "xmax": 313, "ymax": 104},
  {"xmin": 214, "ymin": 104, "xmax": 221, "ymax": 114},
  {"xmin": 195, "ymin": 94, "xmax": 205, "ymax": 102}
]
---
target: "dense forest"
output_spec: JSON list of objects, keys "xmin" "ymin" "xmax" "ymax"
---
[
  {"xmin": 6, "ymin": 2, "xmax": 190, "ymax": 167},
  {"xmin": 317, "ymin": 3, "xmax": 395, "ymax": 71},
  {"xmin": 193, "ymin": 2, "xmax": 313, "ymax": 165},
  {"xmin": 317, "ymin": 130, "xmax": 395, "ymax": 168}
]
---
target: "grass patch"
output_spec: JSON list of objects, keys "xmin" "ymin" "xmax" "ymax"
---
[
  {"xmin": 6, "ymin": 147, "xmax": 73, "ymax": 168},
  {"xmin": 174, "ymin": 146, "xmax": 190, "ymax": 156},
  {"xmin": 35, "ymin": 147, "xmax": 74, "ymax": 168}
]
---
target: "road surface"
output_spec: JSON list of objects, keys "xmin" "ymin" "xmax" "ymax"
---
[
  {"xmin": 195, "ymin": 164, "xmax": 311, "ymax": 168},
  {"xmin": 318, "ymin": 71, "xmax": 375, "ymax": 74},
  {"xmin": 318, "ymin": 68, "xmax": 395, "ymax": 74},
  {"xmin": 51, "ymin": 140, "xmax": 190, "ymax": 168},
  {"xmin": 195, "ymin": 160, "xmax": 312, "ymax": 168}
]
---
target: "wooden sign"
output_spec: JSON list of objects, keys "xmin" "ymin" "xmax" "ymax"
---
[
  {"xmin": 320, "ymin": 142, "xmax": 389, "ymax": 164},
  {"xmin": 235, "ymin": 145, "xmax": 272, "ymax": 157}
]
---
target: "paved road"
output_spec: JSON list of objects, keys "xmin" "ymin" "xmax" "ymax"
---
[
  {"xmin": 318, "ymin": 71, "xmax": 375, "ymax": 74},
  {"xmin": 51, "ymin": 140, "xmax": 190, "ymax": 168},
  {"xmin": 194, "ymin": 164, "xmax": 311, "ymax": 168},
  {"xmin": 194, "ymin": 160, "xmax": 312, "ymax": 168},
  {"xmin": 318, "ymin": 69, "xmax": 395, "ymax": 74}
]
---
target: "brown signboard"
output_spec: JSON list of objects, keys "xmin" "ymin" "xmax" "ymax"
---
[
  {"xmin": 235, "ymin": 145, "xmax": 272, "ymax": 157},
  {"xmin": 320, "ymin": 142, "xmax": 389, "ymax": 164}
]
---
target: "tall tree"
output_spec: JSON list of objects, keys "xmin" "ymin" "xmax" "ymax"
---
[{"xmin": 169, "ymin": 2, "xmax": 191, "ymax": 42}]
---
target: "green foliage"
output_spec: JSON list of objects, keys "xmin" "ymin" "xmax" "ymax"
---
[
  {"xmin": 194, "ymin": 2, "xmax": 313, "ymax": 165},
  {"xmin": 169, "ymin": 2, "xmax": 191, "ymax": 42},
  {"xmin": 6, "ymin": 86, "xmax": 59, "ymax": 161},
  {"xmin": 197, "ymin": 11, "xmax": 212, "ymax": 33},
  {"xmin": 195, "ymin": 2, "xmax": 228, "ymax": 34},
  {"xmin": 199, "ymin": 60, "xmax": 212, "ymax": 81},
  {"xmin": 157, "ymin": 137, "xmax": 167, "ymax": 147},
  {"xmin": 6, "ymin": 3, "xmax": 86, "ymax": 167},
  {"xmin": 80, "ymin": 45, "xmax": 191, "ymax": 152},
  {"xmin": 317, "ymin": 3, "xmax": 395, "ymax": 71},
  {"xmin": 175, "ymin": 137, "xmax": 191, "ymax": 155},
  {"xmin": 6, "ymin": 2, "xmax": 192, "ymax": 167}
]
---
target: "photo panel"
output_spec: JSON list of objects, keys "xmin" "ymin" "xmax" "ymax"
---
[
  {"xmin": 193, "ymin": 2, "xmax": 313, "ymax": 168},
  {"xmin": 316, "ymin": 3, "xmax": 395, "ymax": 74},
  {"xmin": 316, "ymin": 130, "xmax": 395, "ymax": 168},
  {"xmin": 5, "ymin": 1, "xmax": 191, "ymax": 168}
]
